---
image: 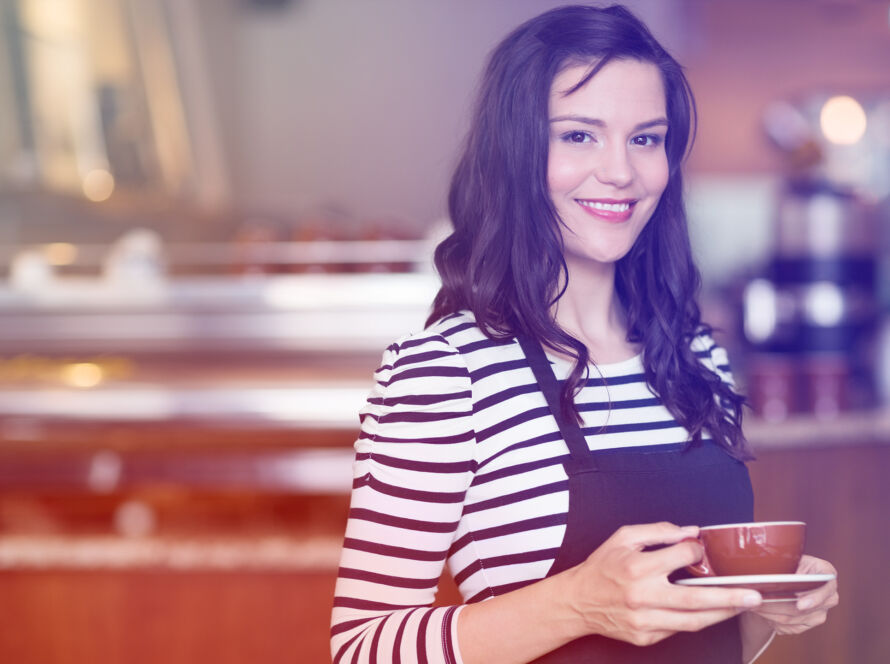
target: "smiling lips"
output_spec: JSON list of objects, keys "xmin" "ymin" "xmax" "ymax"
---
[{"xmin": 576, "ymin": 198, "xmax": 637, "ymax": 223}]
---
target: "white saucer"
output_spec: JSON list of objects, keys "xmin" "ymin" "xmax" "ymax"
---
[{"xmin": 675, "ymin": 573, "xmax": 835, "ymax": 601}]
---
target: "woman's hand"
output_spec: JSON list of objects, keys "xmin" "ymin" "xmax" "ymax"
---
[
  {"xmin": 746, "ymin": 554, "xmax": 839, "ymax": 636},
  {"xmin": 562, "ymin": 522, "xmax": 763, "ymax": 647}
]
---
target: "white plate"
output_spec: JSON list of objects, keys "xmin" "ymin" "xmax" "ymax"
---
[{"xmin": 675, "ymin": 573, "xmax": 835, "ymax": 602}]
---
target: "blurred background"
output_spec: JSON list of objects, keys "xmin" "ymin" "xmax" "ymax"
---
[{"xmin": 0, "ymin": 0, "xmax": 887, "ymax": 662}]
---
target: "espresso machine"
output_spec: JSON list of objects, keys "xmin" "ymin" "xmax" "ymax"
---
[{"xmin": 742, "ymin": 178, "xmax": 879, "ymax": 420}]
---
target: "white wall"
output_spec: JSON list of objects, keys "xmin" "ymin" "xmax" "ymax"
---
[{"xmin": 213, "ymin": 0, "xmax": 683, "ymax": 230}]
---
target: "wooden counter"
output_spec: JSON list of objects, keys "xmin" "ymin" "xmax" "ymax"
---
[{"xmin": 0, "ymin": 567, "xmax": 338, "ymax": 664}]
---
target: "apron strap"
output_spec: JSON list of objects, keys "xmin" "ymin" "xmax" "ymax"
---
[{"xmin": 517, "ymin": 335, "xmax": 597, "ymax": 473}]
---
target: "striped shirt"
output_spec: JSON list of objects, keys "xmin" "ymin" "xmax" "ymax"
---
[{"xmin": 331, "ymin": 311, "xmax": 735, "ymax": 664}]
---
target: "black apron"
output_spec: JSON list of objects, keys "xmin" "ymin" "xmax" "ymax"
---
[{"xmin": 516, "ymin": 336, "xmax": 753, "ymax": 663}]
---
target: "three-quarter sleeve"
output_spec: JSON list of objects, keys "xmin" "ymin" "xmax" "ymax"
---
[{"xmin": 331, "ymin": 333, "xmax": 476, "ymax": 664}]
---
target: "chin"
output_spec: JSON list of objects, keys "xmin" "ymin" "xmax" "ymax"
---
[{"xmin": 566, "ymin": 251, "xmax": 628, "ymax": 270}]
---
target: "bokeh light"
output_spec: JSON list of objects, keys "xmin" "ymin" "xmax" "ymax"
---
[
  {"xmin": 43, "ymin": 242, "xmax": 78, "ymax": 266},
  {"xmin": 60, "ymin": 362, "xmax": 105, "ymax": 388},
  {"xmin": 819, "ymin": 95, "xmax": 867, "ymax": 145},
  {"xmin": 82, "ymin": 168, "xmax": 116, "ymax": 202}
]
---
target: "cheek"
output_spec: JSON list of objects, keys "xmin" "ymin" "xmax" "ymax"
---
[
  {"xmin": 638, "ymin": 155, "xmax": 669, "ymax": 195},
  {"xmin": 547, "ymin": 151, "xmax": 586, "ymax": 195}
]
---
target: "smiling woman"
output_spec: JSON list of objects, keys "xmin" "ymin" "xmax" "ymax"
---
[{"xmin": 330, "ymin": 5, "xmax": 839, "ymax": 664}]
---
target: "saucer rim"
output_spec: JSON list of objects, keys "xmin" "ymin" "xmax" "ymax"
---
[{"xmin": 675, "ymin": 573, "xmax": 835, "ymax": 585}]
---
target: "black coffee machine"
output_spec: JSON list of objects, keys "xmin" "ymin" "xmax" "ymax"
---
[{"xmin": 742, "ymin": 178, "xmax": 878, "ymax": 420}]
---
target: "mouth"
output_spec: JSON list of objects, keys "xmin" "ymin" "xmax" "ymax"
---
[{"xmin": 575, "ymin": 198, "xmax": 637, "ymax": 222}]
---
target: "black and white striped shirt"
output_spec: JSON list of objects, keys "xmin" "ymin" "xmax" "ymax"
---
[{"xmin": 331, "ymin": 311, "xmax": 734, "ymax": 664}]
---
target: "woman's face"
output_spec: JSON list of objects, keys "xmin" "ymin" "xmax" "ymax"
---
[{"xmin": 547, "ymin": 58, "xmax": 669, "ymax": 271}]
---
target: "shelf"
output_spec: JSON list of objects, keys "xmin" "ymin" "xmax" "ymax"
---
[
  {"xmin": 0, "ymin": 534, "xmax": 342, "ymax": 571},
  {"xmin": 746, "ymin": 409, "xmax": 890, "ymax": 449},
  {"xmin": 0, "ymin": 383, "xmax": 368, "ymax": 427},
  {"xmin": 0, "ymin": 272, "xmax": 439, "ymax": 353}
]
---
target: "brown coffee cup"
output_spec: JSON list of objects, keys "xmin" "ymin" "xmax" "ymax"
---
[{"xmin": 686, "ymin": 521, "xmax": 806, "ymax": 577}]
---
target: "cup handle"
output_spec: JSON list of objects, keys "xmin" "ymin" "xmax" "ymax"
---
[{"xmin": 682, "ymin": 537, "xmax": 714, "ymax": 577}]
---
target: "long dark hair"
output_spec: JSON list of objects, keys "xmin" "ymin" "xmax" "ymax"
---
[{"xmin": 428, "ymin": 4, "xmax": 750, "ymax": 460}]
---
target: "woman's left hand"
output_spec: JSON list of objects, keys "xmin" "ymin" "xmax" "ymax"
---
[{"xmin": 748, "ymin": 554, "xmax": 839, "ymax": 635}]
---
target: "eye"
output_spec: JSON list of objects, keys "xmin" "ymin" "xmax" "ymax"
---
[
  {"xmin": 561, "ymin": 130, "xmax": 593, "ymax": 144},
  {"xmin": 632, "ymin": 134, "xmax": 664, "ymax": 147}
]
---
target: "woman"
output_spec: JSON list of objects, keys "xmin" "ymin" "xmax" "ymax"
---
[{"xmin": 331, "ymin": 5, "xmax": 838, "ymax": 663}]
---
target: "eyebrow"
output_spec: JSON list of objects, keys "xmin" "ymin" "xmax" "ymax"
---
[{"xmin": 550, "ymin": 115, "xmax": 669, "ymax": 131}]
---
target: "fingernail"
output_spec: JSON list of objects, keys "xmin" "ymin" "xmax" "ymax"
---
[
  {"xmin": 743, "ymin": 593, "xmax": 761, "ymax": 607},
  {"xmin": 681, "ymin": 525, "xmax": 699, "ymax": 533},
  {"xmin": 798, "ymin": 598, "xmax": 814, "ymax": 610}
]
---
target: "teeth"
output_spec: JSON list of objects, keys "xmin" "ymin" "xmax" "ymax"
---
[{"xmin": 578, "ymin": 200, "xmax": 631, "ymax": 212}]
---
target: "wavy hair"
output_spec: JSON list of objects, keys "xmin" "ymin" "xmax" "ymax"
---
[{"xmin": 428, "ymin": 4, "xmax": 750, "ymax": 459}]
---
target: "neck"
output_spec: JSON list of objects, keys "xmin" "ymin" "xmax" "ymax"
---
[{"xmin": 552, "ymin": 257, "xmax": 634, "ymax": 363}]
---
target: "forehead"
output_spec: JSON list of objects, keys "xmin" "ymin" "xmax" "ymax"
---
[{"xmin": 549, "ymin": 58, "xmax": 666, "ymax": 121}]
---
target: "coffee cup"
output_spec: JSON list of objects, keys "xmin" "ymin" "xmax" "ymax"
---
[{"xmin": 686, "ymin": 521, "xmax": 806, "ymax": 577}]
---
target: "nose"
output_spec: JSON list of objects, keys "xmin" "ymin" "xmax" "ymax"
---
[{"xmin": 594, "ymin": 144, "xmax": 634, "ymax": 189}]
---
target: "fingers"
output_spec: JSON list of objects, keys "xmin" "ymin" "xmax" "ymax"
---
[
  {"xmin": 755, "ymin": 603, "xmax": 823, "ymax": 622},
  {"xmin": 792, "ymin": 555, "xmax": 839, "ymax": 613},
  {"xmin": 664, "ymin": 586, "xmax": 762, "ymax": 611},
  {"xmin": 796, "ymin": 554, "xmax": 837, "ymax": 576},
  {"xmin": 621, "ymin": 574, "xmax": 762, "ymax": 612},
  {"xmin": 752, "ymin": 602, "xmax": 830, "ymax": 635},
  {"xmin": 611, "ymin": 522, "xmax": 699, "ymax": 550},
  {"xmin": 617, "ymin": 565, "xmax": 763, "ymax": 612},
  {"xmin": 608, "ymin": 523, "xmax": 704, "ymax": 576},
  {"xmin": 750, "ymin": 568, "xmax": 838, "ymax": 637},
  {"xmin": 633, "ymin": 538, "xmax": 704, "ymax": 576},
  {"xmin": 796, "ymin": 579, "xmax": 839, "ymax": 612}
]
